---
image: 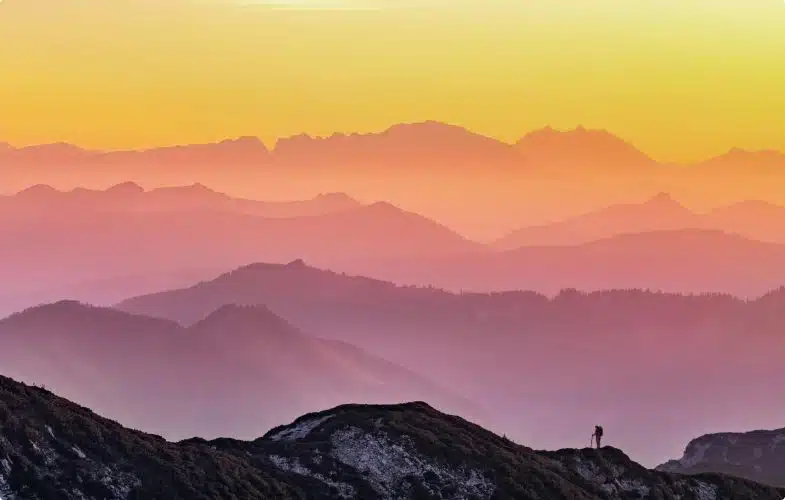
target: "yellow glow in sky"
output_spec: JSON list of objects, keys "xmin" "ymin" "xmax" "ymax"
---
[{"xmin": 0, "ymin": 0, "xmax": 784, "ymax": 162}]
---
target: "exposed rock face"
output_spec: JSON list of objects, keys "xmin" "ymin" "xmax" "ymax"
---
[
  {"xmin": 657, "ymin": 427, "xmax": 785, "ymax": 487},
  {"xmin": 1, "ymin": 374, "xmax": 784, "ymax": 499}
]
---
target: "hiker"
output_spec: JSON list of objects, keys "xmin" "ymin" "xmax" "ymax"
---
[{"xmin": 591, "ymin": 425, "xmax": 603, "ymax": 449}]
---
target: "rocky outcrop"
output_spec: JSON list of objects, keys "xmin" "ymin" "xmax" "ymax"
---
[{"xmin": 657, "ymin": 427, "xmax": 785, "ymax": 487}]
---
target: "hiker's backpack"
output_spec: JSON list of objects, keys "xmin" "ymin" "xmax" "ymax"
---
[{"xmin": 596, "ymin": 426, "xmax": 603, "ymax": 437}]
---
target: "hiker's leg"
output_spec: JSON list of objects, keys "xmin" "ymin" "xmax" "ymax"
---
[{"xmin": 597, "ymin": 436, "xmax": 601, "ymax": 448}]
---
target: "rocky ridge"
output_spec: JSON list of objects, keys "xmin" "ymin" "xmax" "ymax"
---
[{"xmin": 1, "ymin": 375, "xmax": 783, "ymax": 499}]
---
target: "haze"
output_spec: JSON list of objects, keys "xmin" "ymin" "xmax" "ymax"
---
[{"xmin": 1, "ymin": 0, "xmax": 784, "ymax": 473}]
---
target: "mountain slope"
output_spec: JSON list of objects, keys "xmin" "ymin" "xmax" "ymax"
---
[
  {"xmin": 0, "ymin": 198, "xmax": 477, "ymax": 308},
  {"xmin": 0, "ymin": 301, "xmax": 473, "ymax": 442},
  {"xmin": 702, "ymin": 200, "xmax": 785, "ymax": 244},
  {"xmin": 495, "ymin": 194, "xmax": 785, "ymax": 249},
  {"xmin": 493, "ymin": 192, "xmax": 698, "ymax": 249},
  {"xmin": 0, "ymin": 182, "xmax": 362, "ymax": 218},
  {"xmin": 116, "ymin": 262, "xmax": 785, "ymax": 467},
  {"xmin": 657, "ymin": 427, "xmax": 785, "ymax": 487},
  {"xmin": 2, "ymin": 375, "xmax": 783, "ymax": 499},
  {"xmin": 115, "ymin": 260, "xmax": 446, "ymax": 326},
  {"xmin": 692, "ymin": 148, "xmax": 785, "ymax": 176},
  {"xmin": 514, "ymin": 126, "xmax": 655, "ymax": 173},
  {"xmin": 373, "ymin": 229, "xmax": 785, "ymax": 296}
]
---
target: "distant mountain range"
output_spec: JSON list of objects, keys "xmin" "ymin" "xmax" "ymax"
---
[
  {"xmin": 3, "ymin": 122, "xmax": 785, "ymax": 239},
  {"xmin": 4, "ymin": 183, "xmax": 785, "ymax": 306},
  {"xmin": 0, "ymin": 188, "xmax": 480, "ymax": 312},
  {"xmin": 3, "ymin": 122, "xmax": 783, "ymax": 173},
  {"xmin": 117, "ymin": 261, "xmax": 785, "ymax": 466},
  {"xmin": 2, "ymin": 374, "xmax": 783, "ymax": 499},
  {"xmin": 390, "ymin": 228, "xmax": 785, "ymax": 296},
  {"xmin": 2, "ymin": 182, "xmax": 362, "ymax": 218},
  {"xmin": 0, "ymin": 300, "xmax": 474, "ymax": 442}
]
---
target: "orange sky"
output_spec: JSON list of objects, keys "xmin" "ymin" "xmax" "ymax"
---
[{"xmin": 1, "ymin": 0, "xmax": 784, "ymax": 162}]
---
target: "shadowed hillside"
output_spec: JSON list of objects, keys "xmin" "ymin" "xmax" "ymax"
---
[{"xmin": 1, "ymin": 375, "xmax": 783, "ymax": 499}]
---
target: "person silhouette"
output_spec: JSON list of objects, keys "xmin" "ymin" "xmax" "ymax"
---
[{"xmin": 592, "ymin": 425, "xmax": 604, "ymax": 449}]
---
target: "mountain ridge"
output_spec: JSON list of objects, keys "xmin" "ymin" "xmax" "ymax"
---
[
  {"xmin": 0, "ymin": 300, "xmax": 476, "ymax": 443},
  {"xmin": 656, "ymin": 426, "xmax": 785, "ymax": 487},
  {"xmin": 1, "ymin": 374, "xmax": 783, "ymax": 499},
  {"xmin": 115, "ymin": 260, "xmax": 785, "ymax": 466},
  {"xmin": 2, "ymin": 121, "xmax": 783, "ymax": 167},
  {"xmin": 495, "ymin": 193, "xmax": 785, "ymax": 248}
]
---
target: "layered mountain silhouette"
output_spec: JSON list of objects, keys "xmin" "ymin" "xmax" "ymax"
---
[
  {"xmin": 7, "ymin": 122, "xmax": 780, "ymax": 175},
  {"xmin": 495, "ymin": 193, "xmax": 785, "ymax": 249},
  {"xmin": 0, "ymin": 195, "xmax": 480, "ymax": 313},
  {"xmin": 1, "ymin": 375, "xmax": 783, "ymax": 499},
  {"xmin": 692, "ymin": 148, "xmax": 785, "ymax": 176},
  {"xmin": 1, "ymin": 182, "xmax": 361, "ymax": 218},
  {"xmin": 494, "ymin": 192, "xmax": 697, "ymax": 249},
  {"xmin": 270, "ymin": 121, "xmax": 524, "ymax": 172},
  {"xmin": 6, "ymin": 184, "xmax": 785, "ymax": 309},
  {"xmin": 4, "ymin": 122, "xmax": 785, "ymax": 240},
  {"xmin": 656, "ymin": 426, "xmax": 785, "ymax": 488},
  {"xmin": 0, "ymin": 300, "xmax": 474, "ymax": 442},
  {"xmin": 117, "ymin": 262, "xmax": 785, "ymax": 466},
  {"xmin": 701, "ymin": 199, "xmax": 785, "ymax": 243},
  {"xmin": 0, "ymin": 268, "xmax": 223, "ymax": 319},
  {"xmin": 372, "ymin": 229, "xmax": 785, "ymax": 296}
]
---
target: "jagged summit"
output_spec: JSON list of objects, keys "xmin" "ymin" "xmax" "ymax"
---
[{"xmin": 644, "ymin": 191, "xmax": 678, "ymax": 205}]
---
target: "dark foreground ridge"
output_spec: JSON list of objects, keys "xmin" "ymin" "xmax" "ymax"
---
[{"xmin": 1, "ymin": 376, "xmax": 783, "ymax": 499}]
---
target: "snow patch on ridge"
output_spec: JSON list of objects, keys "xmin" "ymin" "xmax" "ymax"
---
[
  {"xmin": 0, "ymin": 458, "xmax": 13, "ymax": 500},
  {"xmin": 678, "ymin": 441, "xmax": 712, "ymax": 468},
  {"xmin": 687, "ymin": 480, "xmax": 719, "ymax": 500},
  {"xmin": 329, "ymin": 426, "xmax": 495, "ymax": 498},
  {"xmin": 269, "ymin": 415, "xmax": 333, "ymax": 442},
  {"xmin": 567, "ymin": 455, "xmax": 650, "ymax": 497},
  {"xmin": 269, "ymin": 454, "xmax": 355, "ymax": 498}
]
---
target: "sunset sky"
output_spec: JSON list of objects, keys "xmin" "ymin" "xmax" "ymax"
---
[{"xmin": 1, "ymin": 0, "xmax": 784, "ymax": 162}]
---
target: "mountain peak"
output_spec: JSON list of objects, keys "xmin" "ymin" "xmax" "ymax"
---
[
  {"xmin": 516, "ymin": 126, "xmax": 653, "ymax": 168},
  {"xmin": 16, "ymin": 184, "xmax": 60, "ymax": 197},
  {"xmin": 191, "ymin": 303, "xmax": 298, "ymax": 337},
  {"xmin": 314, "ymin": 192, "xmax": 356, "ymax": 202},
  {"xmin": 106, "ymin": 181, "xmax": 145, "ymax": 195},
  {"xmin": 646, "ymin": 192, "xmax": 675, "ymax": 204},
  {"xmin": 642, "ymin": 192, "xmax": 687, "ymax": 210}
]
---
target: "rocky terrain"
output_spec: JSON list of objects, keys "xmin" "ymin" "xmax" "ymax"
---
[
  {"xmin": 657, "ymin": 426, "xmax": 785, "ymax": 488},
  {"xmin": 1, "ymin": 375, "xmax": 784, "ymax": 499}
]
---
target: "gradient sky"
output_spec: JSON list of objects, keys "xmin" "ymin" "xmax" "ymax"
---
[{"xmin": 1, "ymin": 0, "xmax": 784, "ymax": 162}]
